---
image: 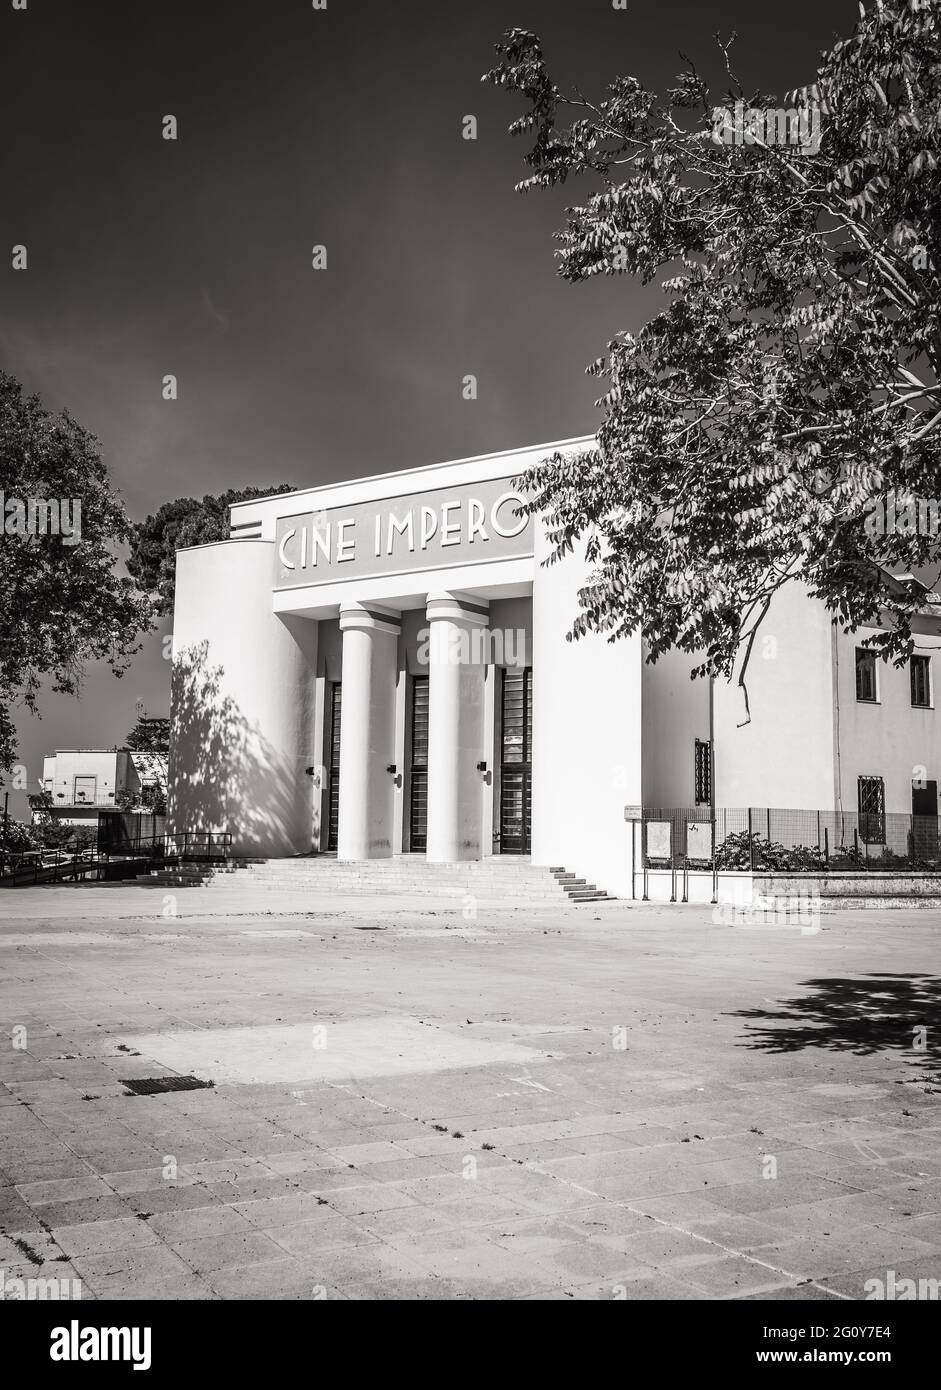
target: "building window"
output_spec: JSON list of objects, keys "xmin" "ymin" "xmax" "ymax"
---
[
  {"xmin": 911, "ymin": 654, "xmax": 932, "ymax": 709},
  {"xmin": 73, "ymin": 775, "xmax": 97, "ymax": 804},
  {"xmin": 857, "ymin": 775, "xmax": 885, "ymax": 844},
  {"xmin": 694, "ymin": 739, "xmax": 712, "ymax": 806},
  {"xmin": 855, "ymin": 648, "xmax": 878, "ymax": 703}
]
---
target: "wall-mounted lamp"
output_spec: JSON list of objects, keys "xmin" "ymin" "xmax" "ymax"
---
[
  {"xmin": 476, "ymin": 760, "xmax": 488, "ymax": 773},
  {"xmin": 386, "ymin": 764, "xmax": 397, "ymax": 775}
]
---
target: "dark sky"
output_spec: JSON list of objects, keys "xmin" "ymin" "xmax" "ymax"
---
[{"xmin": 1, "ymin": 0, "xmax": 857, "ymax": 818}]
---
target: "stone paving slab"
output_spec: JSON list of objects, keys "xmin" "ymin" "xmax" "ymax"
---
[{"xmin": 1, "ymin": 885, "xmax": 940, "ymax": 1299}]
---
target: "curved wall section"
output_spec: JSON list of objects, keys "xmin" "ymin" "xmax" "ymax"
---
[{"xmin": 168, "ymin": 540, "xmax": 317, "ymax": 856}]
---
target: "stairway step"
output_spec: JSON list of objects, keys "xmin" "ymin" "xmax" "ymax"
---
[{"xmin": 142, "ymin": 856, "xmax": 612, "ymax": 901}]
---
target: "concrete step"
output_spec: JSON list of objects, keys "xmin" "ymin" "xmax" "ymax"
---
[
  {"xmin": 149, "ymin": 882, "xmax": 566, "ymax": 901},
  {"xmin": 145, "ymin": 857, "xmax": 614, "ymax": 903}
]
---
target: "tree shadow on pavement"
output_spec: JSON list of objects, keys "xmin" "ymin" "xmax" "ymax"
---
[{"xmin": 729, "ymin": 973, "xmax": 941, "ymax": 1089}]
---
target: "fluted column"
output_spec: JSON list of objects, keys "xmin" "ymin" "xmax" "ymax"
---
[
  {"xmin": 337, "ymin": 603, "xmax": 400, "ymax": 859},
  {"xmin": 425, "ymin": 593, "xmax": 489, "ymax": 861}
]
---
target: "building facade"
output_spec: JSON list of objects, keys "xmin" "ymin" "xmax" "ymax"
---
[{"xmin": 168, "ymin": 437, "xmax": 941, "ymax": 896}]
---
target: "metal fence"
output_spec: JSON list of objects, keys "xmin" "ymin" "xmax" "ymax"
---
[
  {"xmin": 637, "ymin": 806, "xmax": 941, "ymax": 875},
  {"xmin": 0, "ymin": 831, "xmax": 232, "ymax": 888},
  {"xmin": 630, "ymin": 805, "xmax": 941, "ymax": 904}
]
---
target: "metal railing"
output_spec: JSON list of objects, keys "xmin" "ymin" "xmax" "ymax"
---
[
  {"xmin": 0, "ymin": 831, "xmax": 232, "ymax": 887},
  {"xmin": 46, "ymin": 793, "xmax": 121, "ymax": 807},
  {"xmin": 165, "ymin": 831, "xmax": 232, "ymax": 861},
  {"xmin": 630, "ymin": 806, "xmax": 941, "ymax": 903}
]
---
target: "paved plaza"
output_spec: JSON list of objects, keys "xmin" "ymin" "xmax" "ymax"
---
[{"xmin": 1, "ymin": 881, "xmax": 940, "ymax": 1300}]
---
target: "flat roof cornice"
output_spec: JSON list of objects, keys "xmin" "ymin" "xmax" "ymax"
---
[{"xmin": 228, "ymin": 434, "xmax": 595, "ymax": 513}]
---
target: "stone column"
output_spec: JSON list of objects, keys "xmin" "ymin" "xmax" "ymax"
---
[
  {"xmin": 425, "ymin": 592, "xmax": 489, "ymax": 861},
  {"xmin": 337, "ymin": 604, "xmax": 400, "ymax": 860}
]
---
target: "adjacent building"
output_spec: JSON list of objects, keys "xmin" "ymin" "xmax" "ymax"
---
[
  {"xmin": 39, "ymin": 747, "xmax": 168, "ymax": 831},
  {"xmin": 167, "ymin": 436, "xmax": 941, "ymax": 896}
]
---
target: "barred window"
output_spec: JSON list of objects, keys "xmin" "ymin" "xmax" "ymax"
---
[
  {"xmin": 855, "ymin": 648, "xmax": 878, "ymax": 703},
  {"xmin": 694, "ymin": 739, "xmax": 712, "ymax": 806},
  {"xmin": 857, "ymin": 775, "xmax": 885, "ymax": 844},
  {"xmin": 911, "ymin": 655, "xmax": 931, "ymax": 709}
]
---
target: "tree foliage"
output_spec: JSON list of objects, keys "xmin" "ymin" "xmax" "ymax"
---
[
  {"xmin": 25, "ymin": 790, "xmax": 81, "ymax": 850},
  {"xmin": 123, "ymin": 712, "xmax": 169, "ymax": 815},
  {"xmin": 0, "ymin": 813, "xmax": 39, "ymax": 856},
  {"xmin": 485, "ymin": 1, "xmax": 941, "ymax": 696},
  {"xmin": 0, "ymin": 372, "xmax": 153, "ymax": 774},
  {"xmin": 128, "ymin": 485, "xmax": 296, "ymax": 615},
  {"xmin": 125, "ymin": 712, "xmax": 170, "ymax": 753}
]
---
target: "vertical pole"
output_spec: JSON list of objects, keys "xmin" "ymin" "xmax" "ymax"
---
[
  {"xmin": 669, "ymin": 817, "xmax": 676, "ymax": 903},
  {"xmin": 630, "ymin": 820, "xmax": 637, "ymax": 901},
  {"xmin": 824, "ymin": 825, "xmax": 829, "ymax": 866},
  {"xmin": 709, "ymin": 675, "xmax": 717, "ymax": 904},
  {"xmin": 748, "ymin": 807, "xmax": 755, "ymax": 873},
  {"xmin": 1, "ymin": 790, "xmax": 8, "ymax": 877}
]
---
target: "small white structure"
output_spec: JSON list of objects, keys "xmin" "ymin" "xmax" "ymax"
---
[
  {"xmin": 40, "ymin": 749, "xmax": 168, "ymax": 829},
  {"xmin": 168, "ymin": 436, "xmax": 941, "ymax": 897}
]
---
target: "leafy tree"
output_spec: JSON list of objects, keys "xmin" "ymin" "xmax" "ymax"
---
[
  {"xmin": 125, "ymin": 711, "xmax": 170, "ymax": 752},
  {"xmin": 0, "ymin": 814, "xmax": 39, "ymax": 856},
  {"xmin": 485, "ymin": 2, "xmax": 941, "ymax": 708},
  {"xmin": 0, "ymin": 372, "xmax": 153, "ymax": 774},
  {"xmin": 26, "ymin": 790, "xmax": 77, "ymax": 850},
  {"xmin": 128, "ymin": 485, "xmax": 296, "ymax": 615},
  {"xmin": 121, "ymin": 709, "xmax": 169, "ymax": 814}
]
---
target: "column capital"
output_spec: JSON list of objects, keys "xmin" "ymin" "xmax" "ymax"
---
[
  {"xmin": 339, "ymin": 603, "xmax": 401, "ymax": 635},
  {"xmin": 425, "ymin": 592, "xmax": 490, "ymax": 627}
]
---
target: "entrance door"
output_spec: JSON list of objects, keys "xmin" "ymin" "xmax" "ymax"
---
[
  {"xmin": 912, "ymin": 778, "xmax": 938, "ymax": 864},
  {"xmin": 500, "ymin": 667, "xmax": 532, "ymax": 854},
  {"xmin": 327, "ymin": 682, "xmax": 341, "ymax": 852},
  {"xmin": 409, "ymin": 675, "xmax": 429, "ymax": 851}
]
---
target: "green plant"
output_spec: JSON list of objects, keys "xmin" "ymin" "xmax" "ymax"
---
[{"xmin": 714, "ymin": 830, "xmax": 826, "ymax": 872}]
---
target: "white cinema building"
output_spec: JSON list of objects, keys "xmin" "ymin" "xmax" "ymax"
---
[{"xmin": 168, "ymin": 436, "xmax": 941, "ymax": 898}]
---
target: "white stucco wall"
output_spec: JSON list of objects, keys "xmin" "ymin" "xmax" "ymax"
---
[
  {"xmin": 169, "ymin": 540, "xmax": 317, "ymax": 855},
  {"xmin": 530, "ymin": 525, "xmax": 641, "ymax": 896},
  {"xmin": 714, "ymin": 583, "xmax": 835, "ymax": 810},
  {"xmin": 641, "ymin": 646, "xmax": 710, "ymax": 808}
]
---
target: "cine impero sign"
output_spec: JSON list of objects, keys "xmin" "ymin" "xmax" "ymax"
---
[{"xmin": 275, "ymin": 476, "xmax": 532, "ymax": 588}]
